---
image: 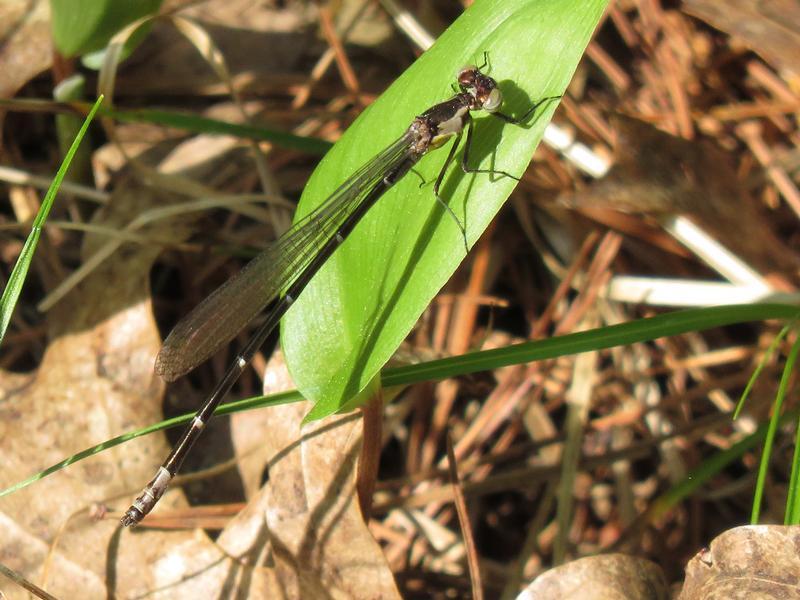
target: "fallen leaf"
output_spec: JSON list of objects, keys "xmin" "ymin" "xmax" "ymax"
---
[
  {"xmin": 0, "ymin": 0, "xmax": 52, "ymax": 99},
  {"xmin": 679, "ymin": 525, "xmax": 800, "ymax": 600},
  {"xmin": 522, "ymin": 553, "xmax": 668, "ymax": 600},
  {"xmin": 0, "ymin": 175, "xmax": 203, "ymax": 599}
]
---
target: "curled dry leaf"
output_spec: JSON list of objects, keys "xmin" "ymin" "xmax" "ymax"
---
[
  {"xmin": 521, "ymin": 553, "xmax": 669, "ymax": 600},
  {"xmin": 228, "ymin": 401, "xmax": 400, "ymax": 599},
  {"xmin": 0, "ymin": 0, "xmax": 52, "ymax": 99},
  {"xmin": 149, "ymin": 401, "xmax": 401, "ymax": 599},
  {"xmin": 679, "ymin": 525, "xmax": 800, "ymax": 600}
]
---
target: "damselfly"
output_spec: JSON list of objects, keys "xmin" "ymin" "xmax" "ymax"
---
[{"xmin": 122, "ymin": 57, "xmax": 557, "ymax": 526}]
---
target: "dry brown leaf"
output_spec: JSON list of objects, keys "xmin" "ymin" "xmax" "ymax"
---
[
  {"xmin": 253, "ymin": 402, "xmax": 400, "ymax": 599},
  {"xmin": 679, "ymin": 525, "xmax": 800, "ymax": 599},
  {"xmin": 1, "ymin": 0, "xmax": 400, "ymax": 589},
  {"xmin": 523, "ymin": 553, "xmax": 669, "ymax": 600},
  {"xmin": 0, "ymin": 0, "xmax": 52, "ymax": 99},
  {"xmin": 0, "ymin": 176, "xmax": 203, "ymax": 599},
  {"xmin": 230, "ymin": 349, "xmax": 295, "ymax": 499},
  {"xmin": 0, "ymin": 165, "xmax": 400, "ymax": 597},
  {"xmin": 132, "ymin": 401, "xmax": 401, "ymax": 598},
  {"xmin": 114, "ymin": 1, "xmax": 316, "ymax": 99},
  {"xmin": 562, "ymin": 115, "xmax": 739, "ymax": 216}
]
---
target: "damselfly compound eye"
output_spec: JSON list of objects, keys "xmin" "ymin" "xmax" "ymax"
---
[
  {"xmin": 484, "ymin": 88, "xmax": 502, "ymax": 112},
  {"xmin": 458, "ymin": 65, "xmax": 477, "ymax": 88},
  {"xmin": 457, "ymin": 64, "xmax": 475, "ymax": 78}
]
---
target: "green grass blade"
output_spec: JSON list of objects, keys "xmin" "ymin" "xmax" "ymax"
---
[
  {"xmin": 51, "ymin": 0, "xmax": 161, "ymax": 57},
  {"xmin": 650, "ymin": 406, "xmax": 800, "ymax": 520},
  {"xmin": 0, "ymin": 390, "xmax": 298, "ymax": 498},
  {"xmin": 283, "ymin": 0, "xmax": 608, "ymax": 419},
  {"xmin": 383, "ymin": 304, "xmax": 800, "ymax": 387},
  {"xmin": 0, "ymin": 95, "xmax": 104, "ymax": 344},
  {"xmin": 734, "ymin": 321, "xmax": 794, "ymax": 420},
  {"xmin": 4, "ymin": 302, "xmax": 797, "ymax": 497},
  {"xmin": 0, "ymin": 98, "xmax": 333, "ymax": 156},
  {"xmin": 751, "ymin": 334, "xmax": 800, "ymax": 523},
  {"xmin": 787, "ymin": 410, "xmax": 800, "ymax": 524},
  {"xmin": 109, "ymin": 107, "xmax": 333, "ymax": 155}
]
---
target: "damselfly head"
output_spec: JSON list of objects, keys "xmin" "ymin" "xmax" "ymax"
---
[
  {"xmin": 482, "ymin": 87, "xmax": 502, "ymax": 112},
  {"xmin": 458, "ymin": 66, "xmax": 503, "ymax": 113}
]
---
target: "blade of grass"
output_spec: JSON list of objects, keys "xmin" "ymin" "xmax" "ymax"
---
[
  {"xmin": 4, "ymin": 302, "xmax": 797, "ymax": 498},
  {"xmin": 0, "ymin": 98, "xmax": 333, "ymax": 156},
  {"xmin": 734, "ymin": 320, "xmax": 794, "ymax": 419},
  {"xmin": 111, "ymin": 107, "xmax": 333, "ymax": 155},
  {"xmin": 751, "ymin": 334, "xmax": 800, "ymax": 523},
  {"xmin": 786, "ymin": 408, "xmax": 800, "ymax": 524},
  {"xmin": 0, "ymin": 390, "xmax": 298, "ymax": 498},
  {"xmin": 382, "ymin": 303, "xmax": 800, "ymax": 387},
  {"xmin": 51, "ymin": 0, "xmax": 160, "ymax": 57},
  {"xmin": 0, "ymin": 95, "xmax": 104, "ymax": 344},
  {"xmin": 648, "ymin": 405, "xmax": 800, "ymax": 522}
]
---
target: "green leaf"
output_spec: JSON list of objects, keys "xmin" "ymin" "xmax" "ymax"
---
[
  {"xmin": 282, "ymin": 0, "xmax": 608, "ymax": 419},
  {"xmin": 50, "ymin": 0, "xmax": 161, "ymax": 57}
]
